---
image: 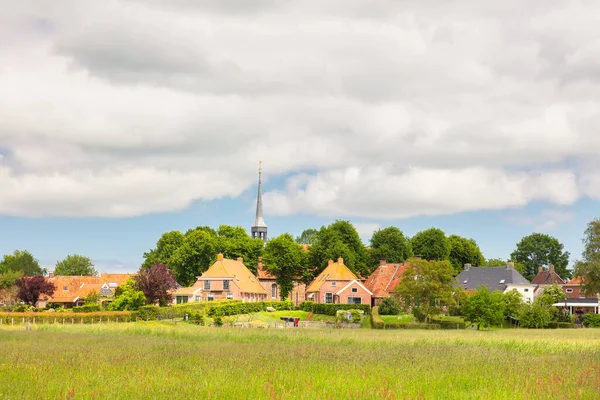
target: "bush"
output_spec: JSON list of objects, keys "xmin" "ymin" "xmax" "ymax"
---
[
  {"xmin": 371, "ymin": 306, "xmax": 439, "ymax": 330},
  {"xmin": 518, "ymin": 302, "xmax": 551, "ymax": 329},
  {"xmin": 429, "ymin": 318, "xmax": 467, "ymax": 329},
  {"xmin": 547, "ymin": 322, "xmax": 575, "ymax": 329},
  {"xmin": 72, "ymin": 304, "xmax": 101, "ymax": 313},
  {"xmin": 137, "ymin": 305, "xmax": 160, "ymax": 321},
  {"xmin": 189, "ymin": 311, "xmax": 205, "ymax": 326},
  {"xmin": 213, "ymin": 315, "xmax": 223, "ymax": 327},
  {"xmin": 583, "ymin": 313, "xmax": 600, "ymax": 328},
  {"xmin": 298, "ymin": 301, "xmax": 371, "ymax": 316},
  {"xmin": 206, "ymin": 301, "xmax": 294, "ymax": 317},
  {"xmin": 336, "ymin": 309, "xmax": 364, "ymax": 324},
  {"xmin": 0, "ymin": 311, "xmax": 133, "ymax": 324},
  {"xmin": 378, "ymin": 297, "xmax": 400, "ymax": 316}
]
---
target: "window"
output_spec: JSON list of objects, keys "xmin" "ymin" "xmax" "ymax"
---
[
  {"xmin": 499, "ymin": 279, "xmax": 505, "ymax": 284},
  {"xmin": 195, "ymin": 295, "xmax": 202, "ymax": 302},
  {"xmin": 271, "ymin": 284, "xmax": 277, "ymax": 299},
  {"xmin": 524, "ymin": 288, "xmax": 529, "ymax": 292},
  {"xmin": 176, "ymin": 296, "xmax": 188, "ymax": 304},
  {"xmin": 566, "ymin": 289, "xmax": 573, "ymax": 293},
  {"xmin": 226, "ymin": 293, "xmax": 233, "ymax": 299},
  {"xmin": 207, "ymin": 293, "xmax": 214, "ymax": 301},
  {"xmin": 223, "ymin": 280, "xmax": 230, "ymax": 290},
  {"xmin": 347, "ymin": 297, "xmax": 362, "ymax": 304},
  {"xmin": 325, "ymin": 293, "xmax": 333, "ymax": 303},
  {"xmin": 331, "ymin": 282, "xmax": 337, "ymax": 287},
  {"xmin": 204, "ymin": 280, "xmax": 211, "ymax": 290},
  {"xmin": 351, "ymin": 287, "xmax": 358, "ymax": 293}
]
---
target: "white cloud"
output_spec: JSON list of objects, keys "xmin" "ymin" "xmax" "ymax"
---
[
  {"xmin": 1, "ymin": 1, "xmax": 600, "ymax": 217},
  {"xmin": 507, "ymin": 208, "xmax": 575, "ymax": 233}
]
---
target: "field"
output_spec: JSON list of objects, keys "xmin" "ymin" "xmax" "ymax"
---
[{"xmin": 1, "ymin": 324, "xmax": 600, "ymax": 399}]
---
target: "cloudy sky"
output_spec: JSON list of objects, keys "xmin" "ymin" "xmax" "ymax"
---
[{"xmin": 1, "ymin": 1, "xmax": 599, "ymax": 273}]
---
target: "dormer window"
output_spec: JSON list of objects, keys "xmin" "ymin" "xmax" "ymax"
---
[
  {"xmin": 499, "ymin": 279, "xmax": 505, "ymax": 284},
  {"xmin": 63, "ymin": 286, "xmax": 68, "ymax": 291},
  {"xmin": 463, "ymin": 280, "xmax": 468, "ymax": 284},
  {"xmin": 331, "ymin": 282, "xmax": 337, "ymax": 287}
]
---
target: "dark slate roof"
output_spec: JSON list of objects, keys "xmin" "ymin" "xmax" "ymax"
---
[
  {"xmin": 554, "ymin": 298, "xmax": 599, "ymax": 305},
  {"xmin": 455, "ymin": 266, "xmax": 531, "ymax": 291},
  {"xmin": 531, "ymin": 270, "xmax": 565, "ymax": 285}
]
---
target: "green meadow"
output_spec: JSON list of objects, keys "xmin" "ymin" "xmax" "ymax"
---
[{"xmin": 1, "ymin": 324, "xmax": 600, "ymax": 399}]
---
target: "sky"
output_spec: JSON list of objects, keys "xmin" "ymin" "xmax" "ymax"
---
[{"xmin": 1, "ymin": 1, "xmax": 600, "ymax": 273}]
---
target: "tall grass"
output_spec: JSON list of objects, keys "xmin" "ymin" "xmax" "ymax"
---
[{"xmin": 1, "ymin": 324, "xmax": 599, "ymax": 399}]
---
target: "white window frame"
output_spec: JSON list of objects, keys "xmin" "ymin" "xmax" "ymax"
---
[
  {"xmin": 226, "ymin": 293, "xmax": 234, "ymax": 299},
  {"xmin": 347, "ymin": 297, "xmax": 362, "ymax": 304},
  {"xmin": 223, "ymin": 280, "xmax": 230, "ymax": 290},
  {"xmin": 271, "ymin": 284, "xmax": 277, "ymax": 299},
  {"xmin": 566, "ymin": 288, "xmax": 573, "ymax": 293},
  {"xmin": 207, "ymin": 293, "xmax": 214, "ymax": 301},
  {"xmin": 204, "ymin": 280, "xmax": 211, "ymax": 290},
  {"xmin": 325, "ymin": 293, "xmax": 333, "ymax": 304},
  {"xmin": 351, "ymin": 287, "xmax": 358, "ymax": 293},
  {"xmin": 195, "ymin": 295, "xmax": 202, "ymax": 302}
]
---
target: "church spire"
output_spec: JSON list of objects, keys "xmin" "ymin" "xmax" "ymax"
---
[{"xmin": 251, "ymin": 161, "xmax": 267, "ymax": 242}]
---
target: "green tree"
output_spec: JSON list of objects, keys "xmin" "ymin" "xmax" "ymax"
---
[
  {"xmin": 369, "ymin": 227, "xmax": 413, "ymax": 265},
  {"xmin": 510, "ymin": 233, "xmax": 571, "ymax": 280},
  {"xmin": 308, "ymin": 220, "xmax": 369, "ymax": 277},
  {"xmin": 482, "ymin": 258, "xmax": 506, "ymax": 266},
  {"xmin": 502, "ymin": 289, "xmax": 524, "ymax": 319},
  {"xmin": 296, "ymin": 229, "xmax": 318, "ymax": 245},
  {"xmin": 574, "ymin": 218, "xmax": 600, "ymax": 297},
  {"xmin": 0, "ymin": 270, "xmax": 23, "ymax": 290},
  {"xmin": 410, "ymin": 228, "xmax": 450, "ymax": 261},
  {"xmin": 518, "ymin": 301, "xmax": 551, "ymax": 329},
  {"xmin": 107, "ymin": 278, "xmax": 146, "ymax": 311},
  {"xmin": 537, "ymin": 284, "xmax": 567, "ymax": 306},
  {"xmin": 83, "ymin": 290, "xmax": 100, "ymax": 305},
  {"xmin": 169, "ymin": 229, "xmax": 219, "ymax": 286},
  {"xmin": 263, "ymin": 233, "xmax": 308, "ymax": 299},
  {"xmin": 448, "ymin": 235, "xmax": 485, "ymax": 273},
  {"xmin": 216, "ymin": 225, "xmax": 264, "ymax": 273},
  {"xmin": 462, "ymin": 286, "xmax": 505, "ymax": 330},
  {"xmin": 378, "ymin": 297, "xmax": 401, "ymax": 315},
  {"xmin": 394, "ymin": 259, "xmax": 456, "ymax": 322},
  {"xmin": 0, "ymin": 250, "xmax": 45, "ymax": 276},
  {"xmin": 142, "ymin": 230, "xmax": 186, "ymax": 268},
  {"xmin": 54, "ymin": 254, "xmax": 97, "ymax": 276}
]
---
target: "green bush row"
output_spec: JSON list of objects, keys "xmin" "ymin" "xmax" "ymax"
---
[
  {"xmin": 72, "ymin": 304, "xmax": 101, "ymax": 313},
  {"xmin": 0, "ymin": 311, "xmax": 133, "ymax": 324},
  {"xmin": 299, "ymin": 301, "xmax": 371, "ymax": 316},
  {"xmin": 371, "ymin": 306, "xmax": 440, "ymax": 330},
  {"xmin": 547, "ymin": 322, "xmax": 575, "ymax": 329},
  {"xmin": 583, "ymin": 313, "xmax": 600, "ymax": 328},
  {"xmin": 207, "ymin": 300, "xmax": 294, "ymax": 317}
]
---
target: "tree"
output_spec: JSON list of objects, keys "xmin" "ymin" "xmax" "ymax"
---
[
  {"xmin": 54, "ymin": 254, "xmax": 97, "ymax": 276},
  {"xmin": 168, "ymin": 229, "xmax": 219, "ymax": 286},
  {"xmin": 518, "ymin": 301, "xmax": 551, "ymax": 329},
  {"xmin": 0, "ymin": 270, "xmax": 23, "ymax": 305},
  {"xmin": 574, "ymin": 218, "xmax": 600, "ymax": 297},
  {"xmin": 142, "ymin": 230, "xmax": 186, "ymax": 268},
  {"xmin": 308, "ymin": 220, "xmax": 369, "ymax": 277},
  {"xmin": 83, "ymin": 290, "xmax": 100, "ymax": 305},
  {"xmin": 410, "ymin": 228, "xmax": 450, "ymax": 261},
  {"xmin": 394, "ymin": 259, "xmax": 456, "ymax": 322},
  {"xmin": 538, "ymin": 284, "xmax": 567, "ymax": 306},
  {"xmin": 462, "ymin": 286, "xmax": 506, "ymax": 330},
  {"xmin": 263, "ymin": 233, "xmax": 308, "ymax": 299},
  {"xmin": 0, "ymin": 250, "xmax": 45, "ymax": 276},
  {"xmin": 296, "ymin": 229, "xmax": 318, "ymax": 245},
  {"xmin": 378, "ymin": 297, "xmax": 400, "ymax": 316},
  {"xmin": 369, "ymin": 227, "xmax": 413, "ymax": 265},
  {"xmin": 448, "ymin": 235, "xmax": 485, "ymax": 273},
  {"xmin": 482, "ymin": 258, "xmax": 506, "ymax": 266},
  {"xmin": 15, "ymin": 275, "xmax": 56, "ymax": 305},
  {"xmin": 510, "ymin": 233, "xmax": 571, "ymax": 280},
  {"xmin": 135, "ymin": 263, "xmax": 178, "ymax": 306},
  {"xmin": 502, "ymin": 289, "xmax": 524, "ymax": 319},
  {"xmin": 107, "ymin": 278, "xmax": 146, "ymax": 311}
]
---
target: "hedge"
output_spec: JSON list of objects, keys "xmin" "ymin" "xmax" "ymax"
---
[
  {"xmin": 371, "ymin": 306, "xmax": 440, "ymax": 330},
  {"xmin": 583, "ymin": 313, "xmax": 600, "ymax": 328},
  {"xmin": 0, "ymin": 311, "xmax": 134, "ymax": 325},
  {"xmin": 299, "ymin": 301, "xmax": 371, "ymax": 316},
  {"xmin": 547, "ymin": 322, "xmax": 575, "ymax": 329},
  {"xmin": 157, "ymin": 300, "xmax": 238, "ymax": 319},
  {"xmin": 137, "ymin": 305, "xmax": 160, "ymax": 321},
  {"xmin": 429, "ymin": 318, "xmax": 467, "ymax": 330},
  {"xmin": 207, "ymin": 301, "xmax": 294, "ymax": 317},
  {"xmin": 72, "ymin": 304, "xmax": 101, "ymax": 313}
]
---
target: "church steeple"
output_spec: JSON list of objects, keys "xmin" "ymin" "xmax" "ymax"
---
[{"xmin": 251, "ymin": 161, "xmax": 267, "ymax": 242}]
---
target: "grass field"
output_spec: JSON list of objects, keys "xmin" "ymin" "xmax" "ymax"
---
[{"xmin": 1, "ymin": 324, "xmax": 600, "ymax": 399}]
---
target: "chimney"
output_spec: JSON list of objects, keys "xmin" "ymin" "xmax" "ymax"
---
[
  {"xmin": 507, "ymin": 262, "xmax": 514, "ymax": 270},
  {"xmin": 217, "ymin": 253, "xmax": 224, "ymax": 261},
  {"xmin": 337, "ymin": 257, "xmax": 344, "ymax": 264},
  {"xmin": 538, "ymin": 266, "xmax": 543, "ymax": 273},
  {"xmin": 380, "ymin": 259, "xmax": 387, "ymax": 267},
  {"xmin": 464, "ymin": 263, "xmax": 471, "ymax": 271},
  {"xmin": 237, "ymin": 257, "xmax": 243, "ymax": 262},
  {"xmin": 549, "ymin": 264, "xmax": 555, "ymax": 272},
  {"xmin": 328, "ymin": 259, "xmax": 334, "ymax": 265}
]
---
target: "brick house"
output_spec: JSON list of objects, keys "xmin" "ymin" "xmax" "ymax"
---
[
  {"xmin": 554, "ymin": 276, "xmax": 599, "ymax": 317},
  {"xmin": 305, "ymin": 257, "xmax": 372, "ymax": 305},
  {"xmin": 172, "ymin": 253, "xmax": 267, "ymax": 304},
  {"xmin": 364, "ymin": 259, "xmax": 409, "ymax": 306},
  {"xmin": 531, "ymin": 264, "xmax": 566, "ymax": 298},
  {"xmin": 256, "ymin": 260, "xmax": 306, "ymax": 306}
]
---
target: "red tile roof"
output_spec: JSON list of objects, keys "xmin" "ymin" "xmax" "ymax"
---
[
  {"xmin": 531, "ymin": 270, "xmax": 565, "ymax": 285},
  {"xmin": 364, "ymin": 262, "xmax": 409, "ymax": 298}
]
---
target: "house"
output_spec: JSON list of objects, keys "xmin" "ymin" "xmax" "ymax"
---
[
  {"xmin": 531, "ymin": 264, "xmax": 566, "ymax": 298},
  {"xmin": 305, "ymin": 257, "xmax": 372, "ymax": 305},
  {"xmin": 455, "ymin": 262, "xmax": 535, "ymax": 303},
  {"xmin": 364, "ymin": 259, "xmax": 409, "ymax": 306},
  {"xmin": 256, "ymin": 260, "xmax": 306, "ymax": 306},
  {"xmin": 37, "ymin": 273, "xmax": 134, "ymax": 308},
  {"xmin": 554, "ymin": 276, "xmax": 599, "ymax": 317},
  {"xmin": 172, "ymin": 253, "xmax": 268, "ymax": 304}
]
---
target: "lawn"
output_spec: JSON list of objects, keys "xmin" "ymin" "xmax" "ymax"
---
[
  {"xmin": 221, "ymin": 310, "xmax": 336, "ymax": 325},
  {"xmin": 380, "ymin": 313, "xmax": 413, "ymax": 323},
  {"xmin": 1, "ymin": 324, "xmax": 600, "ymax": 399}
]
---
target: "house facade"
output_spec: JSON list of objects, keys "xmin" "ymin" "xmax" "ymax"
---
[
  {"xmin": 305, "ymin": 257, "xmax": 372, "ymax": 305},
  {"xmin": 256, "ymin": 260, "xmax": 306, "ymax": 306},
  {"xmin": 172, "ymin": 254, "xmax": 267, "ymax": 304},
  {"xmin": 531, "ymin": 265, "xmax": 566, "ymax": 298},
  {"xmin": 364, "ymin": 259, "xmax": 408, "ymax": 306},
  {"xmin": 553, "ymin": 276, "xmax": 599, "ymax": 317},
  {"xmin": 455, "ymin": 262, "xmax": 535, "ymax": 303}
]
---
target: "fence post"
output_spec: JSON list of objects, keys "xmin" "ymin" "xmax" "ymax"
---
[{"xmin": 12, "ymin": 318, "xmax": 14, "ymax": 326}]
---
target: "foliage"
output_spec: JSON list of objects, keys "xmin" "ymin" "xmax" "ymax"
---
[
  {"xmin": 336, "ymin": 309, "xmax": 363, "ymax": 324},
  {"xmin": 378, "ymin": 297, "xmax": 401, "ymax": 315},
  {"xmin": 0, "ymin": 270, "xmax": 23, "ymax": 290},
  {"xmin": 106, "ymin": 279, "xmax": 146, "ymax": 311},
  {"xmin": 213, "ymin": 315, "xmax": 224, "ymax": 326},
  {"xmin": 137, "ymin": 305, "xmax": 160, "ymax": 321},
  {"xmin": 582, "ymin": 313, "xmax": 600, "ymax": 328},
  {"xmin": 189, "ymin": 311, "xmax": 206, "ymax": 326},
  {"xmin": 574, "ymin": 218, "xmax": 600, "ymax": 297},
  {"xmin": 308, "ymin": 220, "xmax": 369, "ymax": 278},
  {"xmin": 394, "ymin": 259, "xmax": 456, "ymax": 322},
  {"xmin": 461, "ymin": 286, "xmax": 505, "ymax": 330},
  {"xmin": 54, "ymin": 254, "xmax": 97, "ymax": 276},
  {"xmin": 482, "ymin": 258, "xmax": 506, "ymax": 266},
  {"xmin": 296, "ymin": 229, "xmax": 318, "ymax": 245},
  {"xmin": 510, "ymin": 233, "xmax": 571, "ymax": 280},
  {"xmin": 0, "ymin": 311, "xmax": 132, "ymax": 324},
  {"xmin": 538, "ymin": 284, "xmax": 567, "ymax": 307},
  {"xmin": 15, "ymin": 275, "xmax": 56, "ymax": 305},
  {"xmin": 72, "ymin": 304, "xmax": 101, "ymax": 313},
  {"xmin": 547, "ymin": 322, "xmax": 574, "ymax": 329},
  {"xmin": 84, "ymin": 290, "xmax": 100, "ymax": 305},
  {"xmin": 371, "ymin": 306, "xmax": 440, "ymax": 329},
  {"xmin": 518, "ymin": 302, "xmax": 552, "ymax": 329},
  {"xmin": 410, "ymin": 228, "xmax": 450, "ymax": 261},
  {"xmin": 448, "ymin": 235, "xmax": 484, "ymax": 273},
  {"xmin": 298, "ymin": 301, "xmax": 371, "ymax": 316},
  {"xmin": 206, "ymin": 300, "xmax": 294, "ymax": 317},
  {"xmin": 502, "ymin": 289, "xmax": 524, "ymax": 319},
  {"xmin": 263, "ymin": 233, "xmax": 309, "ymax": 299},
  {"xmin": 135, "ymin": 263, "xmax": 178, "ymax": 306},
  {"xmin": 369, "ymin": 227, "xmax": 413, "ymax": 265},
  {"xmin": 0, "ymin": 250, "xmax": 45, "ymax": 276}
]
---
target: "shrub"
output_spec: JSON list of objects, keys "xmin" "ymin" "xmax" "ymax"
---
[
  {"xmin": 336, "ymin": 309, "xmax": 363, "ymax": 324},
  {"xmin": 72, "ymin": 304, "xmax": 101, "ymax": 313},
  {"xmin": 378, "ymin": 297, "xmax": 400, "ymax": 316},
  {"xmin": 547, "ymin": 322, "xmax": 574, "ymax": 329},
  {"xmin": 518, "ymin": 302, "xmax": 551, "ymax": 329},
  {"xmin": 189, "ymin": 311, "xmax": 205, "ymax": 326},
  {"xmin": 371, "ymin": 306, "xmax": 439, "ymax": 330},
  {"xmin": 213, "ymin": 315, "xmax": 223, "ymax": 327},
  {"xmin": 0, "ymin": 311, "xmax": 133, "ymax": 324},
  {"xmin": 583, "ymin": 313, "xmax": 600, "ymax": 328},
  {"xmin": 429, "ymin": 318, "xmax": 467, "ymax": 329},
  {"xmin": 206, "ymin": 301, "xmax": 294, "ymax": 317},
  {"xmin": 298, "ymin": 301, "xmax": 371, "ymax": 316},
  {"xmin": 137, "ymin": 305, "xmax": 160, "ymax": 321}
]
